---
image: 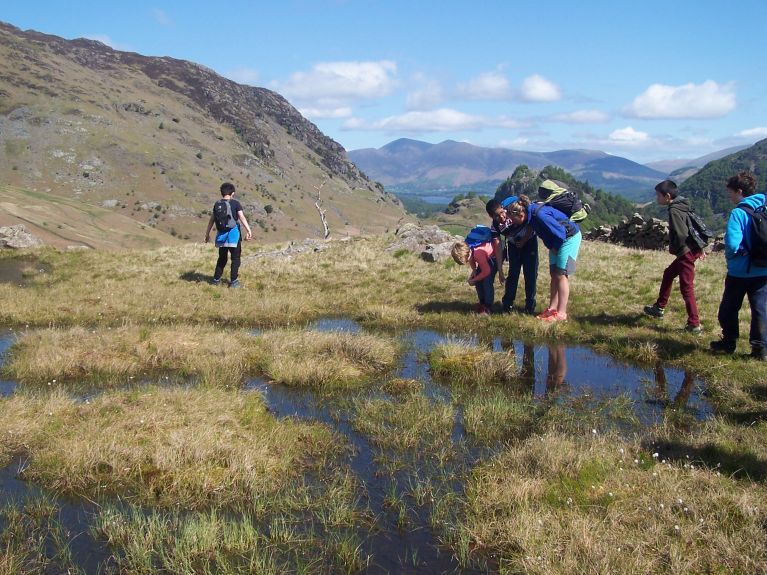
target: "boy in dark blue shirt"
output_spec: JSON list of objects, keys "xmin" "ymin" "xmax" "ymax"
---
[{"xmin": 204, "ymin": 182, "xmax": 253, "ymax": 288}]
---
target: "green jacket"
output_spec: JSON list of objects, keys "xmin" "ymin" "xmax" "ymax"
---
[{"xmin": 668, "ymin": 196, "xmax": 693, "ymax": 257}]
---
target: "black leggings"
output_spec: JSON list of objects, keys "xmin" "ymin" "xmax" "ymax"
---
[{"xmin": 214, "ymin": 242, "xmax": 241, "ymax": 281}]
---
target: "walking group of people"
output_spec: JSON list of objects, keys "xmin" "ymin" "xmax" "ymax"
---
[{"xmin": 452, "ymin": 171, "xmax": 767, "ymax": 361}]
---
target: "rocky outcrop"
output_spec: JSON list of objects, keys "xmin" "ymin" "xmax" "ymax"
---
[
  {"xmin": 0, "ymin": 225, "xmax": 43, "ymax": 248},
  {"xmin": 386, "ymin": 223, "xmax": 461, "ymax": 262},
  {"xmin": 585, "ymin": 213, "xmax": 669, "ymax": 250}
]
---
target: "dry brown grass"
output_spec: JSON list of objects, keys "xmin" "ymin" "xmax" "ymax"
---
[
  {"xmin": 451, "ymin": 431, "xmax": 767, "ymax": 574},
  {"xmin": 0, "ymin": 387, "xmax": 342, "ymax": 508},
  {"xmin": 253, "ymin": 328, "xmax": 399, "ymax": 388},
  {"xmin": 5, "ymin": 325, "xmax": 260, "ymax": 385},
  {"xmin": 429, "ymin": 340, "xmax": 519, "ymax": 387}
]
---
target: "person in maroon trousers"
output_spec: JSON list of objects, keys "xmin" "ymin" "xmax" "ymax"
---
[{"xmin": 643, "ymin": 180, "xmax": 704, "ymax": 334}]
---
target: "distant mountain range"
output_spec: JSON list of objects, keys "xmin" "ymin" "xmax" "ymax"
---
[
  {"xmin": 646, "ymin": 145, "xmax": 750, "ymax": 182},
  {"xmin": 350, "ymin": 138, "xmax": 668, "ymax": 202},
  {"xmin": 350, "ymin": 138, "xmax": 751, "ymax": 203}
]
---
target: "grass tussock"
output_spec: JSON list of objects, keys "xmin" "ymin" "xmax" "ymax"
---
[
  {"xmin": 0, "ymin": 497, "xmax": 80, "ymax": 575},
  {"xmin": 94, "ymin": 504, "xmax": 369, "ymax": 575},
  {"xmin": 0, "ymin": 387, "xmax": 342, "ymax": 509},
  {"xmin": 447, "ymin": 431, "xmax": 767, "ymax": 574},
  {"xmin": 5, "ymin": 326, "xmax": 259, "ymax": 385},
  {"xmin": 353, "ymin": 393, "xmax": 455, "ymax": 451},
  {"xmin": 254, "ymin": 329, "xmax": 398, "ymax": 388},
  {"xmin": 430, "ymin": 341, "xmax": 518, "ymax": 387},
  {"xmin": 463, "ymin": 390, "xmax": 537, "ymax": 445}
]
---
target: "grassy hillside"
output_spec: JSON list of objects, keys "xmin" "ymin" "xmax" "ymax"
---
[
  {"xmin": 0, "ymin": 184, "xmax": 177, "ymax": 249},
  {"xmin": 0, "ymin": 22, "xmax": 406, "ymax": 244}
]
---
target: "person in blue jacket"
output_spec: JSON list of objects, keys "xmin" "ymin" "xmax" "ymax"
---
[
  {"xmin": 505, "ymin": 195, "xmax": 581, "ymax": 322},
  {"xmin": 710, "ymin": 171, "xmax": 767, "ymax": 360}
]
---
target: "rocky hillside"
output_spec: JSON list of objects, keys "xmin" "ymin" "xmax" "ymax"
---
[
  {"xmin": 679, "ymin": 138, "xmax": 767, "ymax": 218},
  {"xmin": 0, "ymin": 22, "xmax": 405, "ymax": 245}
]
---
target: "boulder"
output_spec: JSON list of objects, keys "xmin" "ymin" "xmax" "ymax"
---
[
  {"xmin": 386, "ymin": 223, "xmax": 461, "ymax": 257},
  {"xmin": 420, "ymin": 241, "xmax": 455, "ymax": 263},
  {"xmin": 0, "ymin": 225, "xmax": 43, "ymax": 249}
]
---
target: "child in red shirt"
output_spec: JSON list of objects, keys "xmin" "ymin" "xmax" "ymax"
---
[{"xmin": 451, "ymin": 239, "xmax": 498, "ymax": 315}]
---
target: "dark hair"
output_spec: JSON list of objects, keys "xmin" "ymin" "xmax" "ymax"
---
[
  {"xmin": 654, "ymin": 180, "xmax": 678, "ymax": 198},
  {"xmin": 726, "ymin": 171, "xmax": 758, "ymax": 196},
  {"xmin": 220, "ymin": 182, "xmax": 235, "ymax": 196},
  {"xmin": 485, "ymin": 198, "xmax": 502, "ymax": 216}
]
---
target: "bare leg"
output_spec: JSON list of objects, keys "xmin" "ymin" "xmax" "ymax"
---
[{"xmin": 554, "ymin": 273, "xmax": 569, "ymax": 318}]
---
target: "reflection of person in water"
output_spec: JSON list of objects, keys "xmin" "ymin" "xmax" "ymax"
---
[
  {"xmin": 520, "ymin": 343, "xmax": 536, "ymax": 393},
  {"xmin": 652, "ymin": 364, "xmax": 695, "ymax": 408},
  {"xmin": 545, "ymin": 344, "xmax": 567, "ymax": 396}
]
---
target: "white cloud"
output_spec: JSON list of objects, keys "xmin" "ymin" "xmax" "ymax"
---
[
  {"xmin": 459, "ymin": 71, "xmax": 513, "ymax": 100},
  {"xmin": 406, "ymin": 77, "xmax": 444, "ymax": 110},
  {"xmin": 343, "ymin": 108, "xmax": 485, "ymax": 132},
  {"xmin": 272, "ymin": 61, "xmax": 397, "ymax": 104},
  {"xmin": 225, "ymin": 67, "xmax": 260, "ymax": 86},
  {"xmin": 299, "ymin": 106, "xmax": 353, "ymax": 119},
  {"xmin": 737, "ymin": 126, "xmax": 767, "ymax": 138},
  {"xmin": 498, "ymin": 138, "xmax": 530, "ymax": 148},
  {"xmin": 551, "ymin": 109, "xmax": 610, "ymax": 124},
  {"xmin": 152, "ymin": 8, "xmax": 172, "ymax": 26},
  {"xmin": 84, "ymin": 34, "xmax": 132, "ymax": 51},
  {"xmin": 520, "ymin": 74, "xmax": 562, "ymax": 102},
  {"xmin": 625, "ymin": 80, "xmax": 736, "ymax": 119},
  {"xmin": 608, "ymin": 126, "xmax": 650, "ymax": 145}
]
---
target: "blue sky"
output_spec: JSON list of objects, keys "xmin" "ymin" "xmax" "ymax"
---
[{"xmin": 3, "ymin": 0, "xmax": 766, "ymax": 163}]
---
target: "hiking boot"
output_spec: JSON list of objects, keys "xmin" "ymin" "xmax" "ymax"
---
[
  {"xmin": 684, "ymin": 324, "xmax": 702, "ymax": 335},
  {"xmin": 643, "ymin": 303, "xmax": 665, "ymax": 318},
  {"xmin": 229, "ymin": 279, "xmax": 241, "ymax": 289},
  {"xmin": 502, "ymin": 305, "xmax": 514, "ymax": 314},
  {"xmin": 750, "ymin": 347, "xmax": 767, "ymax": 361},
  {"xmin": 709, "ymin": 339, "xmax": 735, "ymax": 354},
  {"xmin": 523, "ymin": 307, "xmax": 537, "ymax": 315},
  {"xmin": 210, "ymin": 277, "xmax": 221, "ymax": 286}
]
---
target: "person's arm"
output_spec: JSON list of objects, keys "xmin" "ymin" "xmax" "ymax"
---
[
  {"xmin": 724, "ymin": 207, "xmax": 746, "ymax": 260},
  {"xmin": 237, "ymin": 210, "xmax": 253, "ymax": 241},
  {"xmin": 204, "ymin": 215, "xmax": 215, "ymax": 243},
  {"xmin": 492, "ymin": 237, "xmax": 505, "ymax": 284}
]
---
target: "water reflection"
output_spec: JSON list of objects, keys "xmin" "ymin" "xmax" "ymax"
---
[
  {"xmin": 649, "ymin": 363, "xmax": 696, "ymax": 409},
  {"xmin": 545, "ymin": 344, "xmax": 568, "ymax": 397},
  {"xmin": 0, "ymin": 329, "xmax": 17, "ymax": 396}
]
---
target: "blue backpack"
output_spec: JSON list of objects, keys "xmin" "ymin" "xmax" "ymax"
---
[{"xmin": 465, "ymin": 225, "xmax": 493, "ymax": 248}]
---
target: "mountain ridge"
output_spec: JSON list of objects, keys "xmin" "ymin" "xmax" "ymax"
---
[
  {"xmin": 349, "ymin": 138, "xmax": 667, "ymax": 201},
  {"xmin": 0, "ymin": 21, "xmax": 406, "ymax": 245}
]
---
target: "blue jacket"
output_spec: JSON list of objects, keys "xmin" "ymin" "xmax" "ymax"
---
[
  {"xmin": 528, "ymin": 203, "xmax": 580, "ymax": 250},
  {"xmin": 725, "ymin": 193, "xmax": 767, "ymax": 278}
]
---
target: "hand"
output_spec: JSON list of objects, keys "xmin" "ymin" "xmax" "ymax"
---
[
  {"xmin": 497, "ymin": 272, "xmax": 505, "ymax": 285},
  {"xmin": 246, "ymin": 231, "xmax": 253, "ymax": 241},
  {"xmin": 204, "ymin": 234, "xmax": 210, "ymax": 243},
  {"xmin": 467, "ymin": 277, "xmax": 476, "ymax": 286}
]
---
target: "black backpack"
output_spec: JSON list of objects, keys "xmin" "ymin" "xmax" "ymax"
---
[
  {"xmin": 213, "ymin": 199, "xmax": 236, "ymax": 232},
  {"xmin": 738, "ymin": 203, "xmax": 767, "ymax": 269},
  {"xmin": 687, "ymin": 211, "xmax": 713, "ymax": 251}
]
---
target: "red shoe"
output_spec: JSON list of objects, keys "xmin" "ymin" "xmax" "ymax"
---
[
  {"xmin": 537, "ymin": 307, "xmax": 556, "ymax": 319},
  {"xmin": 541, "ymin": 311, "xmax": 568, "ymax": 322}
]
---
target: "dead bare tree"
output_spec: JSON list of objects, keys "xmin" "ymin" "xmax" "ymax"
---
[{"xmin": 314, "ymin": 178, "xmax": 330, "ymax": 239}]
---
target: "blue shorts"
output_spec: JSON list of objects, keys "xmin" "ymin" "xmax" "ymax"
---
[
  {"xmin": 215, "ymin": 226, "xmax": 241, "ymax": 248},
  {"xmin": 549, "ymin": 232, "xmax": 581, "ymax": 276}
]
